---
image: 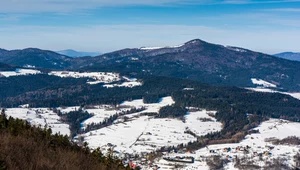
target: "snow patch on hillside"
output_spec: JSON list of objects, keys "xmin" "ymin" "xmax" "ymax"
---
[
  {"xmin": 49, "ymin": 71, "xmax": 142, "ymax": 87},
  {"xmin": 57, "ymin": 106, "xmax": 81, "ymax": 114},
  {"xmin": 0, "ymin": 68, "xmax": 41, "ymax": 77},
  {"xmin": 286, "ymin": 93, "xmax": 300, "ymax": 100},
  {"xmin": 226, "ymin": 46, "xmax": 247, "ymax": 52},
  {"xmin": 247, "ymin": 87, "xmax": 300, "ymax": 101},
  {"xmin": 139, "ymin": 44, "xmax": 184, "ymax": 50},
  {"xmin": 103, "ymin": 81, "xmax": 142, "ymax": 88},
  {"xmin": 120, "ymin": 96, "xmax": 175, "ymax": 114},
  {"xmin": 251, "ymin": 78, "xmax": 277, "ymax": 88},
  {"xmin": 5, "ymin": 108, "xmax": 70, "ymax": 136},
  {"xmin": 49, "ymin": 71, "xmax": 120, "ymax": 84},
  {"xmin": 81, "ymin": 106, "xmax": 129, "ymax": 129},
  {"xmin": 185, "ymin": 110, "xmax": 222, "ymax": 136}
]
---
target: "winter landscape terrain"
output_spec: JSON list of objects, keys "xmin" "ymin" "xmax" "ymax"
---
[
  {"xmin": 2, "ymin": 0, "xmax": 300, "ymax": 169},
  {"xmin": 3, "ymin": 80, "xmax": 300, "ymax": 169},
  {"xmin": 1, "ymin": 40, "xmax": 300, "ymax": 170}
]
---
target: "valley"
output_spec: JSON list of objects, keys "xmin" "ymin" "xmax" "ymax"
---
[
  {"xmin": 1, "ymin": 67, "xmax": 300, "ymax": 169},
  {"xmin": 2, "ymin": 1, "xmax": 300, "ymax": 169},
  {"xmin": 1, "ymin": 40, "xmax": 300, "ymax": 170}
]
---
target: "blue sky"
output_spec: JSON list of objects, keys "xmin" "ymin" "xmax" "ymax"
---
[{"xmin": 0, "ymin": 0, "xmax": 300, "ymax": 54}]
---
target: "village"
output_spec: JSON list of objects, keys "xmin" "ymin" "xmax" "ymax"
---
[{"xmin": 2, "ymin": 89, "xmax": 300, "ymax": 169}]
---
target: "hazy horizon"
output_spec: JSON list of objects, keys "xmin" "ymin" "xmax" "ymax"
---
[{"xmin": 1, "ymin": 0, "xmax": 300, "ymax": 54}]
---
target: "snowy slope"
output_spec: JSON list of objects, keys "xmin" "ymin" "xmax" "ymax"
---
[
  {"xmin": 49, "ymin": 71, "xmax": 120, "ymax": 84},
  {"xmin": 251, "ymin": 78, "xmax": 277, "ymax": 88},
  {"xmin": 139, "ymin": 44, "xmax": 184, "ymax": 50},
  {"xmin": 49, "ymin": 71, "xmax": 142, "ymax": 87},
  {"xmin": 0, "ymin": 68, "xmax": 41, "ymax": 77},
  {"xmin": 247, "ymin": 87, "xmax": 300, "ymax": 101},
  {"xmin": 79, "ymin": 97, "xmax": 221, "ymax": 157},
  {"xmin": 5, "ymin": 108, "xmax": 70, "ymax": 136}
]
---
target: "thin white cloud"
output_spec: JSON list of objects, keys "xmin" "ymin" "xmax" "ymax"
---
[
  {"xmin": 0, "ymin": 0, "xmax": 205, "ymax": 13},
  {"xmin": 223, "ymin": 0, "xmax": 300, "ymax": 4},
  {"xmin": 264, "ymin": 8, "xmax": 300, "ymax": 12},
  {"xmin": 0, "ymin": 24, "xmax": 299, "ymax": 54},
  {"xmin": 1, "ymin": 0, "xmax": 300, "ymax": 13}
]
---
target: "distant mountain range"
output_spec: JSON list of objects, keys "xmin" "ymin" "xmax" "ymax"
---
[
  {"xmin": 56, "ymin": 49, "xmax": 101, "ymax": 57},
  {"xmin": 1, "ymin": 39, "xmax": 300, "ymax": 91},
  {"xmin": 0, "ymin": 48, "xmax": 72, "ymax": 69},
  {"xmin": 274, "ymin": 52, "xmax": 300, "ymax": 61}
]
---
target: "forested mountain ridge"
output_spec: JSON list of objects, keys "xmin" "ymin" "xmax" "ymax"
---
[
  {"xmin": 73, "ymin": 39, "xmax": 300, "ymax": 91},
  {"xmin": 1, "ymin": 39, "xmax": 300, "ymax": 91},
  {"xmin": 0, "ymin": 48, "xmax": 72, "ymax": 69}
]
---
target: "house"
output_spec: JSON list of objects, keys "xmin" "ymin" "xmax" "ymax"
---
[
  {"xmin": 145, "ymin": 132, "xmax": 152, "ymax": 135},
  {"xmin": 128, "ymin": 161, "xmax": 137, "ymax": 169},
  {"xmin": 223, "ymin": 147, "xmax": 231, "ymax": 152},
  {"xmin": 264, "ymin": 151, "xmax": 272, "ymax": 156}
]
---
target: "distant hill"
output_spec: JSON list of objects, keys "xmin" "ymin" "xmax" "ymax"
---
[
  {"xmin": 274, "ymin": 52, "xmax": 300, "ymax": 61},
  {"xmin": 0, "ymin": 48, "xmax": 72, "ymax": 69},
  {"xmin": 75, "ymin": 39, "xmax": 300, "ymax": 91},
  {"xmin": 57, "ymin": 49, "xmax": 101, "ymax": 57}
]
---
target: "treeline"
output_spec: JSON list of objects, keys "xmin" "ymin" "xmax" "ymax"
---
[
  {"xmin": 84, "ymin": 107, "xmax": 146, "ymax": 133},
  {"xmin": 143, "ymin": 94, "xmax": 161, "ymax": 103},
  {"xmin": 59, "ymin": 108, "xmax": 93, "ymax": 137},
  {"xmin": 0, "ymin": 74, "xmax": 88, "ymax": 102},
  {"xmin": 0, "ymin": 111, "xmax": 130, "ymax": 170},
  {"xmin": 157, "ymin": 105, "xmax": 187, "ymax": 118},
  {"xmin": 0, "ymin": 76, "xmax": 201, "ymax": 107},
  {"xmin": 270, "ymin": 136, "xmax": 300, "ymax": 145}
]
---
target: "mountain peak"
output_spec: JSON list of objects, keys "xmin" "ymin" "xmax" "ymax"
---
[
  {"xmin": 184, "ymin": 39, "xmax": 206, "ymax": 45},
  {"xmin": 138, "ymin": 39, "xmax": 206, "ymax": 51},
  {"xmin": 22, "ymin": 48, "xmax": 43, "ymax": 51}
]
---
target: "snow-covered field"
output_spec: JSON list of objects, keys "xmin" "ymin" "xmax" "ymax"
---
[
  {"xmin": 82, "ymin": 106, "xmax": 125, "ymax": 129},
  {"xmin": 103, "ymin": 81, "xmax": 142, "ymax": 88},
  {"xmin": 0, "ymin": 68, "xmax": 41, "ymax": 77},
  {"xmin": 49, "ymin": 71, "xmax": 120, "ymax": 84},
  {"xmin": 0, "ymin": 69, "xmax": 142, "ymax": 88},
  {"xmin": 79, "ymin": 97, "xmax": 221, "ymax": 157},
  {"xmin": 251, "ymin": 78, "xmax": 277, "ymax": 88},
  {"xmin": 48, "ymin": 71, "xmax": 142, "ymax": 87},
  {"xmin": 57, "ymin": 106, "xmax": 81, "ymax": 114},
  {"xmin": 151, "ymin": 119, "xmax": 300, "ymax": 170},
  {"xmin": 5, "ymin": 108, "xmax": 70, "ymax": 136},
  {"xmin": 185, "ymin": 110, "xmax": 222, "ymax": 136},
  {"xmin": 120, "ymin": 96, "xmax": 175, "ymax": 114},
  {"xmin": 81, "ymin": 96, "xmax": 175, "ymax": 129}
]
